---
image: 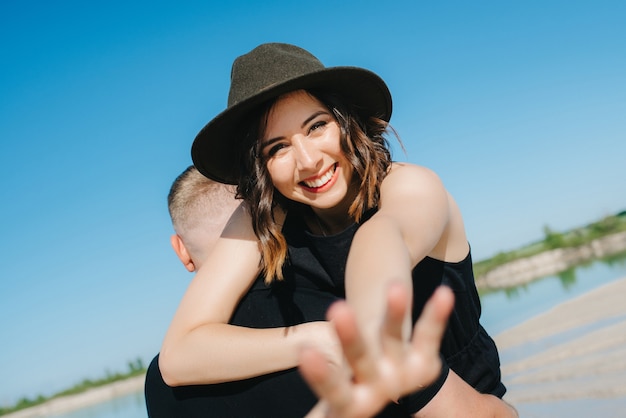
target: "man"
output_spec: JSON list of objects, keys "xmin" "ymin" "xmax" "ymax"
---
[{"xmin": 146, "ymin": 166, "xmax": 335, "ymax": 417}]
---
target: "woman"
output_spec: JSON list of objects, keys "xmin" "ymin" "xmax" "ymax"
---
[{"xmin": 161, "ymin": 43, "xmax": 515, "ymax": 417}]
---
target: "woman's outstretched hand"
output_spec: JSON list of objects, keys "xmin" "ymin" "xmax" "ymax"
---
[{"xmin": 301, "ymin": 284, "xmax": 454, "ymax": 418}]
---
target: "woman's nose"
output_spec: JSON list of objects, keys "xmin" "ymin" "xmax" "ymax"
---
[{"xmin": 293, "ymin": 137, "xmax": 321, "ymax": 171}]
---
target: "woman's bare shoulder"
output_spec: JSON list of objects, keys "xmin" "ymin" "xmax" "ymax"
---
[{"xmin": 385, "ymin": 162, "xmax": 445, "ymax": 192}]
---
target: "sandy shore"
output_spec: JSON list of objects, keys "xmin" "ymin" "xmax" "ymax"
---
[
  {"xmin": 496, "ymin": 276, "xmax": 626, "ymax": 416},
  {"xmin": 2, "ymin": 375, "xmax": 145, "ymax": 418}
]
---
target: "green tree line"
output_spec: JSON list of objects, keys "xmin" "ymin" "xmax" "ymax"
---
[
  {"xmin": 473, "ymin": 210, "xmax": 626, "ymax": 280},
  {"xmin": 0, "ymin": 358, "xmax": 146, "ymax": 416}
]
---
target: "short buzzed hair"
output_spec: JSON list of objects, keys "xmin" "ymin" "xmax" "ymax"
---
[{"xmin": 168, "ymin": 166, "xmax": 239, "ymax": 264}]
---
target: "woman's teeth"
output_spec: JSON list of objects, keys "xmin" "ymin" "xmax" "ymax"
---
[{"xmin": 303, "ymin": 165, "xmax": 335, "ymax": 188}]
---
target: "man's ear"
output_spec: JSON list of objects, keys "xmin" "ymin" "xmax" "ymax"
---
[{"xmin": 170, "ymin": 234, "xmax": 196, "ymax": 272}]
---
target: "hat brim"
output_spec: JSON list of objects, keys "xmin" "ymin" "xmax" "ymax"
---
[{"xmin": 191, "ymin": 66, "xmax": 392, "ymax": 185}]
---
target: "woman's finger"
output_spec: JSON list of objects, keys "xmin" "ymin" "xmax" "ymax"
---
[{"xmin": 326, "ymin": 301, "xmax": 379, "ymax": 383}]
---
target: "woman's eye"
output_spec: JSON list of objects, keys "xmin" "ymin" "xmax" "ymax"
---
[
  {"xmin": 266, "ymin": 143, "xmax": 287, "ymax": 157},
  {"xmin": 308, "ymin": 120, "xmax": 327, "ymax": 134}
]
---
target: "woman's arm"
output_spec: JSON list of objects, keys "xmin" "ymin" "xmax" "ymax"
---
[
  {"xmin": 344, "ymin": 163, "xmax": 516, "ymax": 417},
  {"xmin": 302, "ymin": 284, "xmax": 455, "ymax": 418},
  {"xmin": 300, "ymin": 284, "xmax": 518, "ymax": 418},
  {"xmin": 159, "ymin": 205, "xmax": 338, "ymax": 386},
  {"xmin": 345, "ymin": 163, "xmax": 458, "ymax": 344}
]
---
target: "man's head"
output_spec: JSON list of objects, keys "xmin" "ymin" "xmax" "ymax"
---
[{"xmin": 168, "ymin": 165, "xmax": 240, "ymax": 272}]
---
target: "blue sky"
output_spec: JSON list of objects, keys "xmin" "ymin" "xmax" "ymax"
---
[{"xmin": 1, "ymin": 0, "xmax": 624, "ymax": 406}]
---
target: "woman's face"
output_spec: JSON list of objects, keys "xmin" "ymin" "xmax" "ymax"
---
[{"xmin": 260, "ymin": 90, "xmax": 353, "ymax": 211}]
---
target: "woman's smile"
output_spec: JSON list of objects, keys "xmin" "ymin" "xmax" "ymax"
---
[{"xmin": 300, "ymin": 163, "xmax": 338, "ymax": 191}]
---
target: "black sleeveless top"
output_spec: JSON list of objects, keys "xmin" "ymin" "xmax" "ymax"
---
[
  {"xmin": 145, "ymin": 210, "xmax": 505, "ymax": 418},
  {"xmin": 279, "ymin": 209, "xmax": 507, "ymax": 404}
]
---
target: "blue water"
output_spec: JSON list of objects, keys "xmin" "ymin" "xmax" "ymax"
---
[
  {"xmin": 51, "ymin": 255, "xmax": 626, "ymax": 418},
  {"xmin": 48, "ymin": 391, "xmax": 145, "ymax": 418},
  {"xmin": 480, "ymin": 254, "xmax": 626, "ymax": 335}
]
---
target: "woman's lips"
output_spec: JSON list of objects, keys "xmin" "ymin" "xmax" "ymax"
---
[{"xmin": 300, "ymin": 163, "xmax": 337, "ymax": 191}]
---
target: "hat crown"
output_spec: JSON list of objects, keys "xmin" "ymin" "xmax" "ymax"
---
[{"xmin": 228, "ymin": 43, "xmax": 325, "ymax": 107}]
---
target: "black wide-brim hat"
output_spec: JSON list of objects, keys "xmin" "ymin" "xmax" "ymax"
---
[{"xmin": 191, "ymin": 43, "xmax": 393, "ymax": 185}]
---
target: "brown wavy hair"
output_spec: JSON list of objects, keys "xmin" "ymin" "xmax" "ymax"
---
[{"xmin": 235, "ymin": 90, "xmax": 394, "ymax": 284}]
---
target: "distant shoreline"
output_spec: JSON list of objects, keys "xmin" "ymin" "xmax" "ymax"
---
[
  {"xmin": 1, "ymin": 375, "xmax": 144, "ymax": 418},
  {"xmin": 476, "ymin": 231, "xmax": 626, "ymax": 289}
]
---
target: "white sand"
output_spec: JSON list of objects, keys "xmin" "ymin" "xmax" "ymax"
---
[{"xmin": 496, "ymin": 277, "xmax": 626, "ymax": 415}]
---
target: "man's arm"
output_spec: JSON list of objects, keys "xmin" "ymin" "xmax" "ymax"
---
[
  {"xmin": 160, "ymin": 205, "xmax": 340, "ymax": 386},
  {"xmin": 414, "ymin": 370, "xmax": 518, "ymax": 418}
]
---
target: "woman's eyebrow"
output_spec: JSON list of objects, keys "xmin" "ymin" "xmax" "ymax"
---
[
  {"xmin": 301, "ymin": 110, "xmax": 328, "ymax": 128},
  {"xmin": 260, "ymin": 136, "xmax": 283, "ymax": 150}
]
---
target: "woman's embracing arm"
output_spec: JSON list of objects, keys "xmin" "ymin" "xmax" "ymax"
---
[{"xmin": 159, "ymin": 205, "xmax": 338, "ymax": 386}]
